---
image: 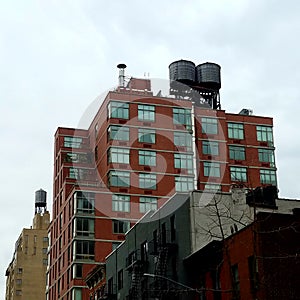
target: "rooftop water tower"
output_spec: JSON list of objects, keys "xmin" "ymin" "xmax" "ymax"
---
[
  {"xmin": 169, "ymin": 60, "xmax": 221, "ymax": 109},
  {"xmin": 35, "ymin": 189, "xmax": 47, "ymax": 214}
]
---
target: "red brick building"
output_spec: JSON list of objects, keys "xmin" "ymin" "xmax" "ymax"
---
[
  {"xmin": 47, "ymin": 61, "xmax": 277, "ymax": 299},
  {"xmin": 186, "ymin": 210, "xmax": 300, "ymax": 300}
]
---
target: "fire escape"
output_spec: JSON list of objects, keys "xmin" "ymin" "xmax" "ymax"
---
[
  {"xmin": 147, "ymin": 228, "xmax": 178, "ymax": 299},
  {"xmin": 126, "ymin": 249, "xmax": 147, "ymax": 300}
]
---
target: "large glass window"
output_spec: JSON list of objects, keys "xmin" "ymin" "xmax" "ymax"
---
[
  {"xmin": 65, "ymin": 153, "xmax": 90, "ymax": 163},
  {"xmin": 256, "ymin": 125, "xmax": 273, "ymax": 145},
  {"xmin": 174, "ymin": 131, "xmax": 192, "ymax": 150},
  {"xmin": 201, "ymin": 118, "xmax": 218, "ymax": 134},
  {"xmin": 258, "ymin": 149, "xmax": 275, "ymax": 166},
  {"xmin": 75, "ymin": 218, "xmax": 94, "ymax": 237},
  {"xmin": 64, "ymin": 136, "xmax": 83, "ymax": 148},
  {"xmin": 108, "ymin": 125, "xmax": 129, "ymax": 141},
  {"xmin": 74, "ymin": 191, "xmax": 94, "ymax": 214},
  {"xmin": 69, "ymin": 168, "xmax": 89, "ymax": 180},
  {"xmin": 138, "ymin": 104, "xmax": 155, "ymax": 121},
  {"xmin": 113, "ymin": 220, "xmax": 130, "ymax": 234},
  {"xmin": 203, "ymin": 162, "xmax": 221, "ymax": 177},
  {"xmin": 173, "ymin": 108, "xmax": 192, "ymax": 130},
  {"xmin": 139, "ymin": 150, "xmax": 156, "ymax": 166},
  {"xmin": 108, "ymin": 147, "xmax": 130, "ymax": 164},
  {"xmin": 139, "ymin": 197, "xmax": 158, "ymax": 213},
  {"xmin": 174, "ymin": 153, "xmax": 193, "ymax": 172},
  {"xmin": 139, "ymin": 173, "xmax": 156, "ymax": 190},
  {"xmin": 229, "ymin": 146, "xmax": 246, "ymax": 160},
  {"xmin": 138, "ymin": 128, "xmax": 156, "ymax": 144},
  {"xmin": 202, "ymin": 141, "xmax": 219, "ymax": 155},
  {"xmin": 230, "ymin": 167, "xmax": 247, "ymax": 182},
  {"xmin": 108, "ymin": 171, "xmax": 130, "ymax": 187},
  {"xmin": 260, "ymin": 169, "xmax": 277, "ymax": 185},
  {"xmin": 112, "ymin": 194, "xmax": 130, "ymax": 212},
  {"xmin": 74, "ymin": 240, "xmax": 94, "ymax": 260},
  {"xmin": 108, "ymin": 101, "xmax": 129, "ymax": 119},
  {"xmin": 175, "ymin": 176, "xmax": 194, "ymax": 192},
  {"xmin": 228, "ymin": 123, "xmax": 244, "ymax": 139}
]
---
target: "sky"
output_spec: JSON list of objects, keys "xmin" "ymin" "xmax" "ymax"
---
[{"xmin": 1, "ymin": 0, "xmax": 300, "ymax": 297}]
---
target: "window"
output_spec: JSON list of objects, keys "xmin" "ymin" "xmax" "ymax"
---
[
  {"xmin": 138, "ymin": 128, "xmax": 155, "ymax": 143},
  {"xmin": 43, "ymin": 258, "xmax": 48, "ymax": 265},
  {"xmin": 17, "ymin": 268, "xmax": 23, "ymax": 274},
  {"xmin": 202, "ymin": 141, "xmax": 219, "ymax": 156},
  {"xmin": 170, "ymin": 215, "xmax": 176, "ymax": 242},
  {"xmin": 258, "ymin": 149, "xmax": 275, "ymax": 166},
  {"xmin": 174, "ymin": 131, "xmax": 192, "ymax": 150},
  {"xmin": 16, "ymin": 279, "xmax": 22, "ymax": 285},
  {"xmin": 108, "ymin": 278, "xmax": 114, "ymax": 295},
  {"xmin": 139, "ymin": 173, "xmax": 156, "ymax": 190},
  {"xmin": 43, "ymin": 236, "xmax": 49, "ymax": 243},
  {"xmin": 139, "ymin": 150, "xmax": 156, "ymax": 166},
  {"xmin": 73, "ymin": 264, "xmax": 82, "ymax": 278},
  {"xmin": 173, "ymin": 108, "xmax": 192, "ymax": 130},
  {"xmin": 228, "ymin": 123, "xmax": 244, "ymax": 139},
  {"xmin": 230, "ymin": 167, "xmax": 247, "ymax": 182},
  {"xmin": 174, "ymin": 153, "xmax": 193, "ymax": 172},
  {"xmin": 138, "ymin": 104, "xmax": 155, "ymax": 121},
  {"xmin": 256, "ymin": 125, "xmax": 273, "ymax": 145},
  {"xmin": 74, "ymin": 240, "xmax": 94, "ymax": 260},
  {"xmin": 16, "ymin": 290, "xmax": 22, "ymax": 296},
  {"xmin": 74, "ymin": 191, "xmax": 94, "ymax": 214},
  {"xmin": 113, "ymin": 220, "xmax": 130, "ymax": 234},
  {"xmin": 203, "ymin": 162, "xmax": 221, "ymax": 177},
  {"xmin": 229, "ymin": 146, "xmax": 245, "ymax": 160},
  {"xmin": 108, "ymin": 125, "xmax": 129, "ymax": 141},
  {"xmin": 108, "ymin": 147, "xmax": 130, "ymax": 164},
  {"xmin": 201, "ymin": 117, "xmax": 218, "ymax": 134},
  {"xmin": 75, "ymin": 218, "xmax": 94, "ymax": 237},
  {"xmin": 112, "ymin": 194, "xmax": 130, "ymax": 212},
  {"xmin": 141, "ymin": 241, "xmax": 148, "ymax": 262},
  {"xmin": 108, "ymin": 171, "xmax": 130, "ymax": 187},
  {"xmin": 260, "ymin": 169, "xmax": 277, "ymax": 185},
  {"xmin": 72, "ymin": 288, "xmax": 82, "ymax": 300},
  {"xmin": 69, "ymin": 168, "xmax": 89, "ymax": 180},
  {"xmin": 231, "ymin": 264, "xmax": 240, "ymax": 299},
  {"xmin": 205, "ymin": 184, "xmax": 221, "ymax": 192},
  {"xmin": 118, "ymin": 269, "xmax": 123, "ymax": 290},
  {"xmin": 108, "ymin": 101, "xmax": 129, "ymax": 119},
  {"xmin": 42, "ymin": 248, "xmax": 48, "ymax": 254},
  {"xmin": 64, "ymin": 136, "xmax": 83, "ymax": 148},
  {"xmin": 248, "ymin": 256, "xmax": 258, "ymax": 292},
  {"xmin": 139, "ymin": 197, "xmax": 158, "ymax": 213},
  {"xmin": 175, "ymin": 176, "xmax": 194, "ymax": 192},
  {"xmin": 65, "ymin": 152, "xmax": 90, "ymax": 163}
]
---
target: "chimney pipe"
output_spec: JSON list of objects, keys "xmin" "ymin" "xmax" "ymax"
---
[{"xmin": 117, "ymin": 63, "xmax": 127, "ymax": 87}]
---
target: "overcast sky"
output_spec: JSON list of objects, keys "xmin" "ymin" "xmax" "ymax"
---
[{"xmin": 1, "ymin": 0, "xmax": 300, "ymax": 297}]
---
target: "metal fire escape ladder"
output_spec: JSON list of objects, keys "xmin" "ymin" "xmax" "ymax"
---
[
  {"xmin": 130, "ymin": 263, "xmax": 143, "ymax": 300},
  {"xmin": 127, "ymin": 250, "xmax": 145, "ymax": 300}
]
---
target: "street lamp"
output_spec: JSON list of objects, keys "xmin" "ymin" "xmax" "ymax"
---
[{"xmin": 143, "ymin": 273, "xmax": 202, "ymax": 294}]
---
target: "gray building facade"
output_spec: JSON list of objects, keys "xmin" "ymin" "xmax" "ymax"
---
[{"xmin": 104, "ymin": 189, "xmax": 300, "ymax": 300}]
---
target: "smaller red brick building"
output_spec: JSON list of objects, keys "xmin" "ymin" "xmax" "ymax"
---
[{"xmin": 186, "ymin": 210, "xmax": 300, "ymax": 300}]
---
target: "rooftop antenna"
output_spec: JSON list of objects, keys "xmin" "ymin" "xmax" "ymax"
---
[{"xmin": 117, "ymin": 63, "xmax": 127, "ymax": 87}]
